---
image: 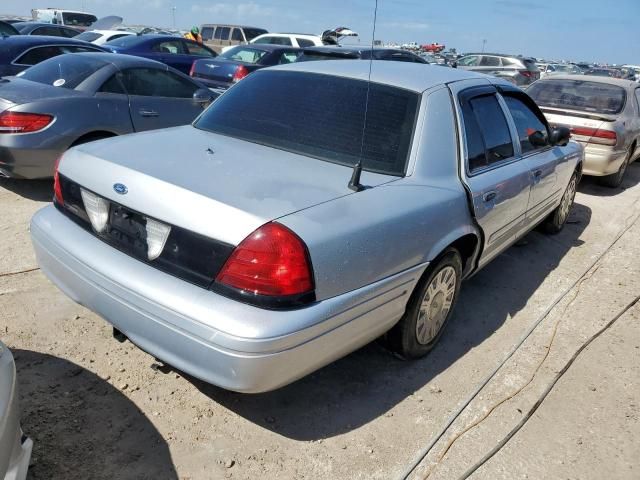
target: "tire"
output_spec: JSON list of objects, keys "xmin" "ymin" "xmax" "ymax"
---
[
  {"xmin": 386, "ymin": 249, "xmax": 462, "ymax": 359},
  {"xmin": 598, "ymin": 146, "xmax": 633, "ymax": 188},
  {"xmin": 543, "ymin": 171, "xmax": 577, "ymax": 234}
]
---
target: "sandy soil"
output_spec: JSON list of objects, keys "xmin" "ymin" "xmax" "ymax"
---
[{"xmin": 1, "ymin": 164, "xmax": 639, "ymax": 480}]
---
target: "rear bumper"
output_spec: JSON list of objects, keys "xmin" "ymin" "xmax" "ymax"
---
[
  {"xmin": 0, "ymin": 143, "xmax": 61, "ymax": 180},
  {"xmin": 31, "ymin": 205, "xmax": 422, "ymax": 392},
  {"xmin": 582, "ymin": 144, "xmax": 627, "ymax": 176},
  {"xmin": 0, "ymin": 346, "xmax": 32, "ymax": 480}
]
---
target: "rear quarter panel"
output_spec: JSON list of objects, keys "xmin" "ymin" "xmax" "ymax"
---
[{"xmin": 279, "ymin": 86, "xmax": 479, "ymax": 300}]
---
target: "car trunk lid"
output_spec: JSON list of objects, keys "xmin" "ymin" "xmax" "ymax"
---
[
  {"xmin": 541, "ymin": 108, "xmax": 617, "ymax": 146},
  {"xmin": 191, "ymin": 58, "xmax": 258, "ymax": 88},
  {"xmin": 59, "ymin": 125, "xmax": 395, "ymax": 246},
  {"xmin": 0, "ymin": 78, "xmax": 82, "ymax": 108}
]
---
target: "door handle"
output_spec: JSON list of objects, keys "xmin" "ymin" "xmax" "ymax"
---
[
  {"xmin": 139, "ymin": 109, "xmax": 159, "ymax": 117},
  {"xmin": 482, "ymin": 190, "xmax": 497, "ymax": 202},
  {"xmin": 533, "ymin": 169, "xmax": 543, "ymax": 184}
]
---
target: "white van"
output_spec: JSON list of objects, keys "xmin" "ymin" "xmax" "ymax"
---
[{"xmin": 31, "ymin": 9, "xmax": 97, "ymax": 29}]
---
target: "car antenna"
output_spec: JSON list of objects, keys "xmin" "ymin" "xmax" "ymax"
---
[{"xmin": 349, "ymin": 0, "xmax": 378, "ymax": 192}]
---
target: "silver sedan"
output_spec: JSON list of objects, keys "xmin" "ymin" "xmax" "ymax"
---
[
  {"xmin": 30, "ymin": 61, "xmax": 582, "ymax": 392},
  {"xmin": 528, "ymin": 75, "xmax": 640, "ymax": 187}
]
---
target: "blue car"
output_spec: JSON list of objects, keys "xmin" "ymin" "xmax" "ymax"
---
[
  {"xmin": 0, "ymin": 36, "xmax": 105, "ymax": 77},
  {"xmin": 103, "ymin": 34, "xmax": 217, "ymax": 75}
]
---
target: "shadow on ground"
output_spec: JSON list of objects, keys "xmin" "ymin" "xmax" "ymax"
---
[
  {"xmin": 13, "ymin": 350, "xmax": 178, "ymax": 480},
  {"xmin": 186, "ymin": 202, "xmax": 592, "ymax": 441},
  {"xmin": 0, "ymin": 178, "xmax": 53, "ymax": 202},
  {"xmin": 578, "ymin": 161, "xmax": 640, "ymax": 197}
]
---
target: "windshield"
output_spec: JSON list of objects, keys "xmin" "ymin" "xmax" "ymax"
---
[
  {"xmin": 220, "ymin": 47, "xmax": 268, "ymax": 63},
  {"xmin": 62, "ymin": 12, "xmax": 97, "ymax": 27},
  {"xmin": 195, "ymin": 70, "xmax": 419, "ymax": 176},
  {"xmin": 528, "ymin": 79, "xmax": 626, "ymax": 115},
  {"xmin": 18, "ymin": 54, "xmax": 108, "ymax": 89},
  {"xmin": 0, "ymin": 21, "xmax": 18, "ymax": 36},
  {"xmin": 75, "ymin": 31, "xmax": 102, "ymax": 42},
  {"xmin": 242, "ymin": 28, "xmax": 267, "ymax": 41}
]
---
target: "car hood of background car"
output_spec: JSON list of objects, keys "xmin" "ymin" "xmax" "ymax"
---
[{"xmin": 61, "ymin": 125, "xmax": 398, "ymax": 245}]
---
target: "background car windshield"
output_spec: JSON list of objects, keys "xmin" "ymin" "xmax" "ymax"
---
[
  {"xmin": 75, "ymin": 31, "xmax": 102, "ymax": 42},
  {"xmin": 18, "ymin": 54, "xmax": 108, "ymax": 89},
  {"xmin": 195, "ymin": 70, "xmax": 419, "ymax": 176},
  {"xmin": 220, "ymin": 47, "xmax": 268, "ymax": 63},
  {"xmin": 0, "ymin": 21, "xmax": 18, "ymax": 36},
  {"xmin": 527, "ymin": 79, "xmax": 626, "ymax": 115}
]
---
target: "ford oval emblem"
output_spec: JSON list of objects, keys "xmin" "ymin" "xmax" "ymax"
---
[{"xmin": 113, "ymin": 183, "xmax": 128, "ymax": 195}]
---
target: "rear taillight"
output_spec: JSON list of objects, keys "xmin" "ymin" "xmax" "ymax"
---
[
  {"xmin": 189, "ymin": 61, "xmax": 196, "ymax": 77},
  {"xmin": 570, "ymin": 127, "xmax": 617, "ymax": 146},
  {"xmin": 232, "ymin": 65, "xmax": 249, "ymax": 83},
  {"xmin": 216, "ymin": 222, "xmax": 314, "ymax": 297},
  {"xmin": 53, "ymin": 157, "xmax": 64, "ymax": 205},
  {"xmin": 519, "ymin": 70, "xmax": 533, "ymax": 78},
  {"xmin": 0, "ymin": 111, "xmax": 53, "ymax": 133}
]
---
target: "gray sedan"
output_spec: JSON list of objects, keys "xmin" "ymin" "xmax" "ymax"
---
[
  {"xmin": 0, "ymin": 52, "xmax": 215, "ymax": 179},
  {"xmin": 30, "ymin": 61, "xmax": 582, "ymax": 392},
  {"xmin": 0, "ymin": 340, "xmax": 32, "ymax": 480}
]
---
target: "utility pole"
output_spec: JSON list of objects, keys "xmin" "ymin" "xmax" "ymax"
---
[
  {"xmin": 481, "ymin": 39, "xmax": 487, "ymax": 53},
  {"xmin": 171, "ymin": 6, "xmax": 176, "ymax": 29}
]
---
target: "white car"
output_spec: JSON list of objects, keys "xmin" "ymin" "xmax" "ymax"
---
[
  {"xmin": 221, "ymin": 33, "xmax": 324, "ymax": 53},
  {"xmin": 74, "ymin": 29, "xmax": 135, "ymax": 45}
]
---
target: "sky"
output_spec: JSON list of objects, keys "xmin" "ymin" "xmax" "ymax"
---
[{"xmin": 3, "ymin": 0, "xmax": 638, "ymax": 64}]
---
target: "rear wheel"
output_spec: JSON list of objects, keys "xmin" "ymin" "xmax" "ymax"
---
[
  {"xmin": 599, "ymin": 146, "xmax": 633, "ymax": 188},
  {"xmin": 543, "ymin": 171, "xmax": 577, "ymax": 234},
  {"xmin": 386, "ymin": 249, "xmax": 462, "ymax": 359}
]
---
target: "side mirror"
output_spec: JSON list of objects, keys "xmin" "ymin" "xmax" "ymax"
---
[
  {"xmin": 451, "ymin": 61, "xmax": 458, "ymax": 69},
  {"xmin": 549, "ymin": 126, "xmax": 570, "ymax": 147},
  {"xmin": 193, "ymin": 88, "xmax": 214, "ymax": 107},
  {"xmin": 528, "ymin": 130, "xmax": 548, "ymax": 147}
]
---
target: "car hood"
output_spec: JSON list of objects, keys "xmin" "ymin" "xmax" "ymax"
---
[{"xmin": 60, "ymin": 125, "xmax": 396, "ymax": 245}]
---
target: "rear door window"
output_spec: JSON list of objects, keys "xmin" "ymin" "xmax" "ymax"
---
[
  {"xmin": 119, "ymin": 68, "xmax": 198, "ymax": 98},
  {"xmin": 503, "ymin": 95, "xmax": 549, "ymax": 154},
  {"xmin": 201, "ymin": 26, "xmax": 214, "ymax": 41},
  {"xmin": 461, "ymin": 93, "xmax": 515, "ymax": 171},
  {"xmin": 14, "ymin": 46, "xmax": 63, "ymax": 65},
  {"xmin": 153, "ymin": 40, "xmax": 185, "ymax": 55},
  {"xmin": 296, "ymin": 38, "xmax": 315, "ymax": 48},
  {"xmin": 479, "ymin": 56, "xmax": 500, "ymax": 67},
  {"xmin": 218, "ymin": 27, "xmax": 230, "ymax": 41},
  {"xmin": 231, "ymin": 28, "xmax": 244, "ymax": 41}
]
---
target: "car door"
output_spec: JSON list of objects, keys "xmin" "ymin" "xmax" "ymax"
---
[
  {"xmin": 499, "ymin": 89, "xmax": 563, "ymax": 228},
  {"xmin": 117, "ymin": 67, "xmax": 203, "ymax": 131},
  {"xmin": 454, "ymin": 84, "xmax": 532, "ymax": 267}
]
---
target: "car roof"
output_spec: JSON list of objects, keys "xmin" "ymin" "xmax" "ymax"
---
[
  {"xmin": 201, "ymin": 24, "xmax": 264, "ymax": 29},
  {"xmin": 268, "ymin": 60, "xmax": 488, "ymax": 93},
  {"xmin": 85, "ymin": 29, "xmax": 134, "ymax": 35},
  {"xmin": 13, "ymin": 21, "xmax": 75, "ymax": 27},
  {"xmin": 303, "ymin": 46, "xmax": 417, "ymax": 55},
  {"xmin": 0, "ymin": 35, "xmax": 90, "ymax": 46},
  {"xmin": 537, "ymin": 74, "xmax": 638, "ymax": 89},
  {"xmin": 71, "ymin": 51, "xmax": 168, "ymax": 68}
]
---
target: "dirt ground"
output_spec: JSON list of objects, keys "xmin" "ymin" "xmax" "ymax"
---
[{"xmin": 1, "ymin": 164, "xmax": 639, "ymax": 480}]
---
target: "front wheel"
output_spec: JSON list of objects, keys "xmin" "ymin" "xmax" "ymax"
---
[
  {"xmin": 386, "ymin": 249, "xmax": 462, "ymax": 359},
  {"xmin": 543, "ymin": 172, "xmax": 577, "ymax": 234}
]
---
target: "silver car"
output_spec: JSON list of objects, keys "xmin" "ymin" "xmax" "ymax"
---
[
  {"xmin": 0, "ymin": 341, "xmax": 32, "ymax": 480},
  {"xmin": 455, "ymin": 53, "xmax": 541, "ymax": 85},
  {"xmin": 0, "ymin": 52, "xmax": 215, "ymax": 179},
  {"xmin": 528, "ymin": 75, "xmax": 640, "ymax": 187},
  {"xmin": 30, "ymin": 61, "xmax": 582, "ymax": 392}
]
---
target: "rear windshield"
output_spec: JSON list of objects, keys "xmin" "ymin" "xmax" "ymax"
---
[
  {"xmin": 194, "ymin": 70, "xmax": 419, "ymax": 176},
  {"xmin": 220, "ymin": 47, "xmax": 268, "ymax": 64},
  {"xmin": 243, "ymin": 28, "xmax": 267, "ymax": 41},
  {"xmin": 17, "ymin": 54, "xmax": 108, "ymax": 89},
  {"xmin": 527, "ymin": 79, "xmax": 626, "ymax": 115},
  {"xmin": 104, "ymin": 35, "xmax": 144, "ymax": 47},
  {"xmin": 75, "ymin": 31, "xmax": 102, "ymax": 42}
]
